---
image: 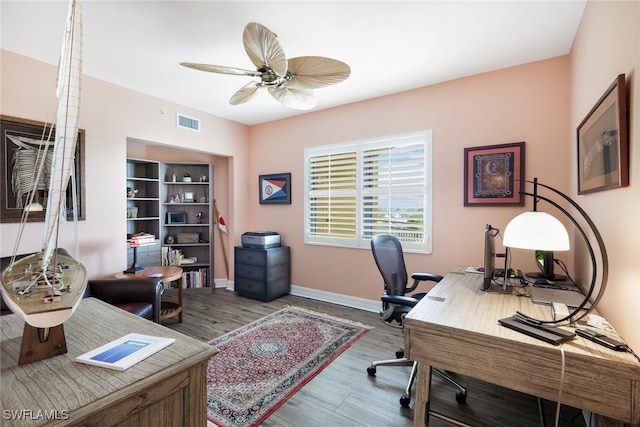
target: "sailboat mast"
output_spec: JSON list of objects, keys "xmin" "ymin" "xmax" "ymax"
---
[{"xmin": 42, "ymin": 0, "xmax": 83, "ymax": 267}]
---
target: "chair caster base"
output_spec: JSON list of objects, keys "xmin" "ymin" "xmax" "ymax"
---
[
  {"xmin": 456, "ymin": 390, "xmax": 467, "ymax": 404},
  {"xmin": 400, "ymin": 394, "xmax": 411, "ymax": 408},
  {"xmin": 367, "ymin": 366, "xmax": 376, "ymax": 376}
]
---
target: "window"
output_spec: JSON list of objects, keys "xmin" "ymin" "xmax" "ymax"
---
[{"xmin": 304, "ymin": 131, "xmax": 432, "ymax": 253}]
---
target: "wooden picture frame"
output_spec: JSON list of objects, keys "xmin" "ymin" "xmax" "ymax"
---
[
  {"xmin": 259, "ymin": 173, "xmax": 291, "ymax": 204},
  {"xmin": 0, "ymin": 115, "xmax": 86, "ymax": 223},
  {"xmin": 464, "ymin": 142, "xmax": 525, "ymax": 206},
  {"xmin": 577, "ymin": 74, "xmax": 628, "ymax": 194}
]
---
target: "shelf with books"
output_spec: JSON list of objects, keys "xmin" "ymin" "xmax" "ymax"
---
[{"xmin": 160, "ymin": 162, "xmax": 212, "ymax": 287}]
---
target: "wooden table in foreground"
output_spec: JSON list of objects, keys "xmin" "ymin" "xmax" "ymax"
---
[
  {"xmin": 404, "ymin": 267, "xmax": 640, "ymax": 426},
  {"xmin": 0, "ymin": 298, "xmax": 217, "ymax": 427},
  {"xmin": 115, "ymin": 265, "xmax": 184, "ymax": 322}
]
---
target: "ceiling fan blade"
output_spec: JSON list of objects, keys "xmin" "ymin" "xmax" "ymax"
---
[
  {"xmin": 180, "ymin": 62, "xmax": 260, "ymax": 77},
  {"xmin": 286, "ymin": 56, "xmax": 351, "ymax": 89},
  {"xmin": 242, "ymin": 22, "xmax": 288, "ymax": 77},
  {"xmin": 268, "ymin": 86, "xmax": 317, "ymax": 110},
  {"xmin": 229, "ymin": 82, "xmax": 261, "ymax": 105}
]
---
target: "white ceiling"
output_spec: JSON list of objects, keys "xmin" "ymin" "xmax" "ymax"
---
[{"xmin": 1, "ymin": 1, "xmax": 586, "ymax": 126}]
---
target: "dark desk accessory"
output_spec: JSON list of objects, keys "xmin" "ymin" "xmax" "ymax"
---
[
  {"xmin": 575, "ymin": 328, "xmax": 628, "ymax": 351},
  {"xmin": 498, "ymin": 315, "xmax": 575, "ymax": 345}
]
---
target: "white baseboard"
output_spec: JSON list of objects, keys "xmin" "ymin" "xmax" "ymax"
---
[
  {"xmin": 222, "ymin": 281, "xmax": 380, "ymax": 313},
  {"xmin": 213, "ymin": 278, "xmax": 231, "ymax": 288},
  {"xmin": 289, "ymin": 285, "xmax": 380, "ymax": 313}
]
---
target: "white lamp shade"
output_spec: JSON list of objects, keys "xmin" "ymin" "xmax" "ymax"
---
[{"xmin": 503, "ymin": 211, "xmax": 570, "ymax": 251}]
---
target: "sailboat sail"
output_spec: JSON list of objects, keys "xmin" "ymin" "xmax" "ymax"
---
[
  {"xmin": 42, "ymin": 0, "xmax": 83, "ymax": 267},
  {"xmin": 0, "ymin": 0, "xmax": 87, "ymax": 329}
]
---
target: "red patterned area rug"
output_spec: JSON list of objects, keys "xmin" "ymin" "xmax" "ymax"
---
[{"xmin": 206, "ymin": 306, "xmax": 370, "ymax": 427}]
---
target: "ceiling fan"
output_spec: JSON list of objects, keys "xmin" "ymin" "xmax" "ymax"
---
[{"xmin": 180, "ymin": 22, "xmax": 351, "ymax": 110}]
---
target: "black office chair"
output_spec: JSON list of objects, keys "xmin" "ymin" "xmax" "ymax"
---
[{"xmin": 366, "ymin": 234, "xmax": 467, "ymax": 407}]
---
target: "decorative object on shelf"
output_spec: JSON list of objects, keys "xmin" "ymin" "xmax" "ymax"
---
[
  {"xmin": 165, "ymin": 235, "xmax": 175, "ymax": 244},
  {"xmin": 172, "ymin": 173, "xmax": 176, "ymax": 182},
  {"xmin": 126, "ymin": 206, "xmax": 138, "ymax": 218},
  {"xmin": 126, "ymin": 187, "xmax": 138, "ymax": 198},
  {"xmin": 166, "ymin": 211, "xmax": 187, "ymax": 224},
  {"xmin": 463, "ymin": 142, "xmax": 525, "ymax": 206},
  {"xmin": 184, "ymin": 191, "xmax": 194, "ymax": 202},
  {"xmin": 177, "ymin": 232, "xmax": 200, "ymax": 244},
  {"xmin": 196, "ymin": 211, "xmax": 203, "ymax": 224},
  {"xmin": 183, "ymin": 172, "xmax": 192, "ymax": 182},
  {"xmin": 199, "ymin": 175, "xmax": 207, "ymax": 182},
  {"xmin": 502, "ymin": 177, "xmax": 608, "ymax": 325},
  {"xmin": 124, "ymin": 233, "xmax": 156, "ymax": 273},
  {"xmin": 577, "ymin": 74, "xmax": 628, "ymax": 194},
  {"xmin": 259, "ymin": 172, "xmax": 291, "ymax": 204}
]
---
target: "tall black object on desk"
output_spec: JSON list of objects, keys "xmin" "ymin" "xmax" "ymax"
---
[{"xmin": 234, "ymin": 246, "xmax": 290, "ymax": 301}]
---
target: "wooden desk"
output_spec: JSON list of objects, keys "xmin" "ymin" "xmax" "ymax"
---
[
  {"xmin": 116, "ymin": 265, "xmax": 183, "ymax": 322},
  {"xmin": 0, "ymin": 298, "xmax": 217, "ymax": 427},
  {"xmin": 404, "ymin": 268, "xmax": 640, "ymax": 426}
]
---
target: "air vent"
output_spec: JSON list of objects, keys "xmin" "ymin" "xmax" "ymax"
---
[{"xmin": 176, "ymin": 113, "xmax": 200, "ymax": 132}]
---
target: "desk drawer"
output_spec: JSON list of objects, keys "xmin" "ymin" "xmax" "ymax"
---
[
  {"xmin": 235, "ymin": 250, "xmax": 266, "ymax": 266},
  {"xmin": 235, "ymin": 263, "xmax": 266, "ymax": 281}
]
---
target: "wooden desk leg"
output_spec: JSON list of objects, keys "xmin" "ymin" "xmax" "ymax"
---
[
  {"xmin": 177, "ymin": 276, "xmax": 183, "ymax": 323},
  {"xmin": 414, "ymin": 363, "xmax": 433, "ymax": 427}
]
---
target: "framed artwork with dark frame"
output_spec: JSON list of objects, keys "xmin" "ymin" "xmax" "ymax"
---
[
  {"xmin": 0, "ymin": 115, "xmax": 86, "ymax": 223},
  {"xmin": 577, "ymin": 74, "xmax": 628, "ymax": 195},
  {"xmin": 259, "ymin": 173, "xmax": 291, "ymax": 204},
  {"xmin": 463, "ymin": 142, "xmax": 525, "ymax": 206}
]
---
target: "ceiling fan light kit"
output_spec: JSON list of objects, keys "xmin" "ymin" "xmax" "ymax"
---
[{"xmin": 181, "ymin": 22, "xmax": 350, "ymax": 110}]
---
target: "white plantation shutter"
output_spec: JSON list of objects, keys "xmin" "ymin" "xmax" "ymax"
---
[
  {"xmin": 306, "ymin": 149, "xmax": 358, "ymax": 242},
  {"xmin": 305, "ymin": 132, "xmax": 432, "ymax": 253}
]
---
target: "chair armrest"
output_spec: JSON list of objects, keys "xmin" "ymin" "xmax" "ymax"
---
[
  {"xmin": 412, "ymin": 272, "xmax": 443, "ymax": 283},
  {"xmin": 406, "ymin": 272, "xmax": 443, "ymax": 292},
  {"xmin": 382, "ymin": 294, "xmax": 420, "ymax": 307},
  {"xmin": 86, "ymin": 278, "xmax": 164, "ymax": 323}
]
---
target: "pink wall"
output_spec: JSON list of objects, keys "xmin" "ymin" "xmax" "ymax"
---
[
  {"xmin": 0, "ymin": 51, "xmax": 250, "ymax": 280},
  {"xmin": 248, "ymin": 57, "xmax": 571, "ymax": 300},
  {"xmin": 570, "ymin": 1, "xmax": 640, "ymax": 351}
]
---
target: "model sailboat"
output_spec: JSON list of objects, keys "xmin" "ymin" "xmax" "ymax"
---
[{"xmin": 0, "ymin": 0, "xmax": 86, "ymax": 363}]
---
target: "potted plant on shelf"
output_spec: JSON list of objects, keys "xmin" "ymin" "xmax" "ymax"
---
[{"xmin": 183, "ymin": 172, "xmax": 192, "ymax": 183}]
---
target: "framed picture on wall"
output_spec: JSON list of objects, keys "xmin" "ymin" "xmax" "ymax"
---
[
  {"xmin": 463, "ymin": 142, "xmax": 525, "ymax": 206},
  {"xmin": 0, "ymin": 115, "xmax": 86, "ymax": 223},
  {"xmin": 577, "ymin": 74, "xmax": 628, "ymax": 194},
  {"xmin": 259, "ymin": 173, "xmax": 291, "ymax": 204}
]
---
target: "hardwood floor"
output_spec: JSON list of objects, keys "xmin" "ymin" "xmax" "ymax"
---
[{"xmin": 163, "ymin": 287, "xmax": 587, "ymax": 427}]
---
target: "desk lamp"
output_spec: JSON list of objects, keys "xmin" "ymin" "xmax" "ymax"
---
[
  {"xmin": 124, "ymin": 233, "xmax": 155, "ymax": 273},
  {"xmin": 503, "ymin": 179, "xmax": 570, "ymax": 266},
  {"xmin": 502, "ymin": 178, "xmax": 608, "ymax": 325}
]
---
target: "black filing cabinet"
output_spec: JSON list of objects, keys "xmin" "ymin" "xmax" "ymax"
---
[{"xmin": 234, "ymin": 246, "xmax": 290, "ymax": 301}]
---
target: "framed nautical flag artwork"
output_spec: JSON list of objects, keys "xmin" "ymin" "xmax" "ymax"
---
[{"xmin": 259, "ymin": 173, "xmax": 291, "ymax": 204}]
